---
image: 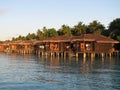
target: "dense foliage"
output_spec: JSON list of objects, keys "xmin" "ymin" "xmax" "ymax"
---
[{"xmin": 11, "ymin": 18, "xmax": 120, "ymax": 42}]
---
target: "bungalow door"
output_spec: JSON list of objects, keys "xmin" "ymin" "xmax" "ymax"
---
[{"xmin": 80, "ymin": 43, "xmax": 85, "ymax": 52}]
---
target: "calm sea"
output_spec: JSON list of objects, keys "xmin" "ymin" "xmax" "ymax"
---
[{"xmin": 0, "ymin": 53, "xmax": 120, "ymax": 90}]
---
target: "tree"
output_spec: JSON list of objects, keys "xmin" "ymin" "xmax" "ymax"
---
[
  {"xmin": 87, "ymin": 20, "xmax": 105, "ymax": 34},
  {"xmin": 12, "ymin": 37, "xmax": 16, "ymax": 41},
  {"xmin": 42, "ymin": 27, "xmax": 48, "ymax": 38},
  {"xmin": 58, "ymin": 25, "xmax": 72, "ymax": 36},
  {"xmin": 108, "ymin": 18, "xmax": 120, "ymax": 41},
  {"xmin": 18, "ymin": 35, "xmax": 26, "ymax": 40},
  {"xmin": 12, "ymin": 35, "xmax": 26, "ymax": 41},
  {"xmin": 47, "ymin": 28, "xmax": 58, "ymax": 37},
  {"xmin": 26, "ymin": 33, "xmax": 36, "ymax": 40},
  {"xmin": 101, "ymin": 29, "xmax": 110, "ymax": 37},
  {"xmin": 72, "ymin": 22, "xmax": 87, "ymax": 36},
  {"xmin": 36, "ymin": 29, "xmax": 43, "ymax": 40}
]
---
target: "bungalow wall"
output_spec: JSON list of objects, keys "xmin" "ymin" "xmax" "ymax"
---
[
  {"xmin": 18, "ymin": 44, "xmax": 34, "ymax": 50},
  {"xmin": 63, "ymin": 42, "xmax": 71, "ymax": 52},
  {"xmin": 71, "ymin": 41, "xmax": 94, "ymax": 53},
  {"xmin": 49, "ymin": 42, "xmax": 59, "ymax": 52},
  {"xmin": 45, "ymin": 42, "xmax": 72, "ymax": 53},
  {"xmin": 73, "ymin": 41, "xmax": 114, "ymax": 53},
  {"xmin": 0, "ymin": 45, "xmax": 4, "ymax": 51},
  {"xmin": 16, "ymin": 44, "xmax": 34, "ymax": 54},
  {"xmin": 94, "ymin": 43, "xmax": 113, "ymax": 53},
  {"xmin": 35, "ymin": 41, "xmax": 95, "ymax": 53},
  {"xmin": 34, "ymin": 40, "xmax": 117, "ymax": 55},
  {"xmin": 10, "ymin": 44, "xmax": 17, "ymax": 50},
  {"xmin": 34, "ymin": 43, "xmax": 46, "ymax": 55},
  {"xmin": 3, "ymin": 45, "xmax": 9, "ymax": 52},
  {"xmin": 45, "ymin": 42, "xmax": 50, "ymax": 52},
  {"xmin": 70, "ymin": 42, "xmax": 80, "ymax": 52},
  {"xmin": 24, "ymin": 45, "xmax": 33, "ymax": 50}
]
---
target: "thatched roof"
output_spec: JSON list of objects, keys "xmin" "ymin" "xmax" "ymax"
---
[
  {"xmin": 8, "ymin": 40, "xmax": 37, "ymax": 45},
  {"xmin": 71, "ymin": 35, "xmax": 95, "ymax": 42},
  {"xmin": 83, "ymin": 34, "xmax": 119, "ymax": 43},
  {"xmin": 39, "ymin": 36, "xmax": 72, "ymax": 42},
  {"xmin": 2, "ymin": 34, "xmax": 118, "ymax": 46},
  {"xmin": 40, "ymin": 34, "xmax": 119, "ymax": 44}
]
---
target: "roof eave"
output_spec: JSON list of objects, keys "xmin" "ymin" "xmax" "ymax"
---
[{"xmin": 96, "ymin": 41, "xmax": 119, "ymax": 43}]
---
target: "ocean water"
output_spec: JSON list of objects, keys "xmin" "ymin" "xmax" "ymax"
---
[{"xmin": 0, "ymin": 53, "xmax": 120, "ymax": 90}]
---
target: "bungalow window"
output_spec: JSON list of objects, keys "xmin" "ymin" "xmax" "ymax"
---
[
  {"xmin": 86, "ymin": 43, "xmax": 91, "ymax": 51},
  {"xmin": 25, "ymin": 45, "xmax": 27, "ymax": 49},
  {"xmin": 50, "ymin": 43, "xmax": 59, "ymax": 51},
  {"xmin": 39, "ymin": 45, "xmax": 44, "ymax": 49},
  {"xmin": 54, "ymin": 44, "xmax": 59, "ymax": 50}
]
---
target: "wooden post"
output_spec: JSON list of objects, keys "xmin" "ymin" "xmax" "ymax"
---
[
  {"xmin": 91, "ymin": 53, "xmax": 94, "ymax": 64},
  {"xmin": 57, "ymin": 52, "xmax": 60, "ymax": 57},
  {"xmin": 61, "ymin": 52, "xmax": 63, "ymax": 57},
  {"xmin": 117, "ymin": 51, "xmax": 119, "ymax": 57},
  {"xmin": 69, "ymin": 52, "xmax": 72, "ymax": 57},
  {"xmin": 53, "ymin": 52, "xmax": 55, "ymax": 57},
  {"xmin": 76, "ymin": 52, "xmax": 78, "ymax": 58},
  {"xmin": 50, "ymin": 52, "xmax": 53, "ymax": 56},
  {"xmin": 64, "ymin": 52, "xmax": 66, "ymax": 58},
  {"xmin": 39, "ymin": 51, "xmax": 41, "ymax": 55},
  {"xmin": 83, "ymin": 53, "xmax": 86, "ymax": 58},
  {"xmin": 45, "ymin": 52, "xmax": 48, "ymax": 56},
  {"xmin": 91, "ymin": 53, "xmax": 95, "ymax": 59},
  {"xmin": 42, "ymin": 52, "xmax": 44, "ymax": 56},
  {"xmin": 101, "ymin": 53, "xmax": 104, "ymax": 58},
  {"xmin": 109, "ymin": 53, "xmax": 112, "ymax": 57}
]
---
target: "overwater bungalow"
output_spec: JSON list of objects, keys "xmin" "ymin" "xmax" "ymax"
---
[
  {"xmin": 16, "ymin": 40, "xmax": 35, "ymax": 54},
  {"xmin": 35, "ymin": 34, "xmax": 119, "ymax": 58},
  {"xmin": 0, "ymin": 42, "xmax": 10, "ymax": 53},
  {"xmin": 71, "ymin": 34, "xmax": 119, "ymax": 57},
  {"xmin": 1, "ymin": 40, "xmax": 35, "ymax": 54},
  {"xmin": 34, "ymin": 36, "xmax": 73, "ymax": 56},
  {"xmin": 0, "ymin": 34, "xmax": 119, "ymax": 58},
  {"xmin": 0, "ymin": 43, "xmax": 5, "ymax": 52}
]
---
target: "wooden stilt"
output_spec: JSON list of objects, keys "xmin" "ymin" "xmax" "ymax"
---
[
  {"xmin": 51, "ymin": 52, "xmax": 53, "ymax": 56},
  {"xmin": 117, "ymin": 51, "xmax": 119, "ymax": 56},
  {"xmin": 57, "ymin": 53, "xmax": 59, "ymax": 57},
  {"xmin": 64, "ymin": 52, "xmax": 66, "ymax": 58},
  {"xmin": 91, "ymin": 53, "xmax": 95, "ymax": 59},
  {"xmin": 83, "ymin": 53, "xmax": 86, "ymax": 58},
  {"xmin": 109, "ymin": 53, "xmax": 112, "ymax": 57},
  {"xmin": 45, "ymin": 52, "xmax": 48, "ymax": 56},
  {"xmin": 61, "ymin": 52, "xmax": 63, "ymax": 57},
  {"xmin": 76, "ymin": 52, "xmax": 78, "ymax": 58},
  {"xmin": 69, "ymin": 52, "xmax": 72, "ymax": 57},
  {"xmin": 42, "ymin": 52, "xmax": 44, "ymax": 56},
  {"xmin": 101, "ymin": 53, "xmax": 104, "ymax": 58},
  {"xmin": 38, "ymin": 51, "xmax": 40, "ymax": 55}
]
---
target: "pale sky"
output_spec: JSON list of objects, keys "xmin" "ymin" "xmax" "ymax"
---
[{"xmin": 0, "ymin": 0, "xmax": 120, "ymax": 40}]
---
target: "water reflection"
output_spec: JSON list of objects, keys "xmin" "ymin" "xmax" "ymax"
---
[{"xmin": 0, "ymin": 53, "xmax": 120, "ymax": 90}]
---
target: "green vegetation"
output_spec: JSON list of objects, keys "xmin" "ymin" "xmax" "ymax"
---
[
  {"xmin": 108, "ymin": 18, "xmax": 120, "ymax": 41},
  {"xmin": 11, "ymin": 18, "xmax": 120, "ymax": 42}
]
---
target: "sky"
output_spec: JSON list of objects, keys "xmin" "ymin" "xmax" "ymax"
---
[{"xmin": 0, "ymin": 0, "xmax": 120, "ymax": 41}]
